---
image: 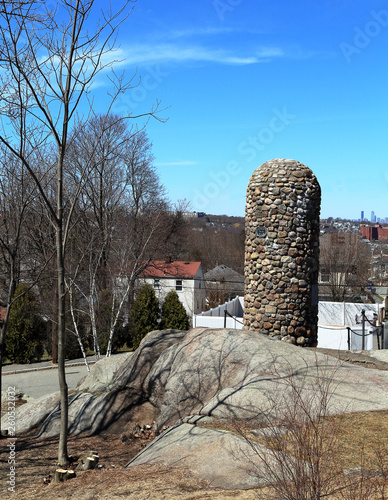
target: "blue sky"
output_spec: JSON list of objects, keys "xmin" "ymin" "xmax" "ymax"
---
[{"xmin": 91, "ymin": 0, "xmax": 388, "ymax": 220}]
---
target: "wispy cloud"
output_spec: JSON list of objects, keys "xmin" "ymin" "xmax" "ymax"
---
[
  {"xmin": 168, "ymin": 27, "xmax": 236, "ymax": 39},
  {"xmin": 122, "ymin": 43, "xmax": 283, "ymax": 66},
  {"xmin": 155, "ymin": 160, "xmax": 198, "ymax": 167},
  {"xmin": 165, "ymin": 26, "xmax": 267, "ymax": 40}
]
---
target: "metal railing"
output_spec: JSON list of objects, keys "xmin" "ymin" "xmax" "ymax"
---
[{"xmin": 346, "ymin": 309, "xmax": 384, "ymax": 350}]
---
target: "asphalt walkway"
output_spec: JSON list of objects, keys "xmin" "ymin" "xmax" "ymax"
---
[
  {"xmin": 2, "ymin": 356, "xmax": 97, "ymax": 399},
  {"xmin": 2, "ymin": 355, "xmax": 97, "ymax": 374}
]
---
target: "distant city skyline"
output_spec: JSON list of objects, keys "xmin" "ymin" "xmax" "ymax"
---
[{"xmin": 360, "ymin": 210, "xmax": 388, "ymax": 223}]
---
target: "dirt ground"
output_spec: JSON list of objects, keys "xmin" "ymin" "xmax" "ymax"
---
[
  {"xmin": 1, "ymin": 348, "xmax": 388, "ymax": 499},
  {"xmin": 0, "ymin": 431, "xmax": 261, "ymax": 499}
]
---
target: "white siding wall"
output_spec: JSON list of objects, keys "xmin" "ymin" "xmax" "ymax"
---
[
  {"xmin": 144, "ymin": 271, "xmax": 206, "ymax": 317},
  {"xmin": 144, "ymin": 277, "xmax": 193, "ymax": 315}
]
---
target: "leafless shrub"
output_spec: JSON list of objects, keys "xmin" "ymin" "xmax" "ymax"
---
[
  {"xmin": 233, "ymin": 355, "xmax": 386, "ymax": 499},
  {"xmin": 338, "ymin": 441, "xmax": 388, "ymax": 500}
]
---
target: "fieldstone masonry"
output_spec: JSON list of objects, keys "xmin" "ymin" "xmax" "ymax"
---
[{"xmin": 244, "ymin": 159, "xmax": 321, "ymax": 346}]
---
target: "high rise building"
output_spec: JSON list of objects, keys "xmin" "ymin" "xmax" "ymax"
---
[
  {"xmin": 371, "ymin": 211, "xmax": 376, "ymax": 223},
  {"xmin": 361, "ymin": 210, "xmax": 364, "ymax": 221}
]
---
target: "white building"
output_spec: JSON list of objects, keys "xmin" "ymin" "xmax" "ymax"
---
[{"xmin": 138, "ymin": 260, "xmax": 206, "ymax": 317}]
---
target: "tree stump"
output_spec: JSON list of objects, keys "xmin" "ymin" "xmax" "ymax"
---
[
  {"xmin": 54, "ymin": 469, "xmax": 76, "ymax": 482},
  {"xmin": 76, "ymin": 451, "xmax": 100, "ymax": 471}
]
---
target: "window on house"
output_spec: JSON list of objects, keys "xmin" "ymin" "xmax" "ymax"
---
[
  {"xmin": 176, "ymin": 279, "xmax": 182, "ymax": 291},
  {"xmin": 154, "ymin": 279, "xmax": 160, "ymax": 289},
  {"xmin": 319, "ymin": 269, "xmax": 330, "ymax": 283}
]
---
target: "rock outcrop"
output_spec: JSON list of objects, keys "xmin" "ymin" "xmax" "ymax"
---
[
  {"xmin": 5, "ymin": 327, "xmax": 388, "ymax": 489},
  {"xmin": 77, "ymin": 351, "xmax": 133, "ymax": 393},
  {"xmin": 5, "ymin": 328, "xmax": 388, "ymax": 439},
  {"xmin": 127, "ymin": 422, "xmax": 270, "ymax": 489}
]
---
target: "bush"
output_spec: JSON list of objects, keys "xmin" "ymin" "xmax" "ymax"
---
[
  {"xmin": 4, "ymin": 283, "xmax": 46, "ymax": 363},
  {"xmin": 160, "ymin": 290, "xmax": 190, "ymax": 330},
  {"xmin": 129, "ymin": 284, "xmax": 160, "ymax": 349}
]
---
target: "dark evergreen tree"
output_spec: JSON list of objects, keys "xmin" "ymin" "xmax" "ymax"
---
[
  {"xmin": 160, "ymin": 290, "xmax": 190, "ymax": 330},
  {"xmin": 129, "ymin": 284, "xmax": 160, "ymax": 349},
  {"xmin": 4, "ymin": 283, "xmax": 45, "ymax": 363}
]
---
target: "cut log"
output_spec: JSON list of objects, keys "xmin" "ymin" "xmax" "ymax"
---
[
  {"xmin": 77, "ymin": 456, "xmax": 98, "ymax": 471},
  {"xmin": 66, "ymin": 470, "xmax": 76, "ymax": 480},
  {"xmin": 54, "ymin": 469, "xmax": 76, "ymax": 482},
  {"xmin": 84, "ymin": 457, "xmax": 95, "ymax": 470},
  {"xmin": 76, "ymin": 450, "xmax": 100, "ymax": 471}
]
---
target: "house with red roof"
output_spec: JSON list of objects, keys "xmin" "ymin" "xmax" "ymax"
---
[{"xmin": 138, "ymin": 260, "xmax": 206, "ymax": 318}]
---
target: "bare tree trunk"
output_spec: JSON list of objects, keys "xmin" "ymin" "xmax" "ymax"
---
[
  {"xmin": 52, "ymin": 282, "xmax": 58, "ymax": 364},
  {"xmin": 106, "ymin": 285, "xmax": 129, "ymax": 357},
  {"xmin": 67, "ymin": 285, "xmax": 89, "ymax": 372},
  {"xmin": 89, "ymin": 281, "xmax": 101, "ymax": 361},
  {"xmin": 56, "ymin": 189, "xmax": 69, "ymax": 465}
]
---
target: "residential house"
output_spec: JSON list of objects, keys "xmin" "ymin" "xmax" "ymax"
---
[
  {"xmin": 204, "ymin": 264, "xmax": 244, "ymax": 308},
  {"xmin": 138, "ymin": 260, "xmax": 206, "ymax": 318}
]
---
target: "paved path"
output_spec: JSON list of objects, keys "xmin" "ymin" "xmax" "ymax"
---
[{"xmin": 2, "ymin": 357, "xmax": 97, "ymax": 399}]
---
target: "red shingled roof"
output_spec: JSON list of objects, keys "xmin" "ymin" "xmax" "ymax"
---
[
  {"xmin": 0, "ymin": 306, "xmax": 6, "ymax": 322},
  {"xmin": 141, "ymin": 261, "xmax": 201, "ymax": 279}
]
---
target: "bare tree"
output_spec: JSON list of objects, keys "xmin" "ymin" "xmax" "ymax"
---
[
  {"xmin": 319, "ymin": 232, "xmax": 371, "ymax": 302},
  {"xmin": 184, "ymin": 223, "xmax": 245, "ymax": 275},
  {"xmin": 67, "ymin": 113, "xmax": 132, "ymax": 290},
  {"xmin": 0, "ymin": 0, "xmax": 163, "ymax": 465},
  {"xmin": 0, "ymin": 149, "xmax": 45, "ymax": 435},
  {"xmin": 65, "ymin": 120, "xmax": 164, "ymax": 356},
  {"xmin": 66, "ymin": 123, "xmax": 185, "ymax": 358}
]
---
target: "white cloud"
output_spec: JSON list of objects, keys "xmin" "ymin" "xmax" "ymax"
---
[
  {"xmin": 168, "ymin": 27, "xmax": 235, "ymax": 39},
  {"xmin": 121, "ymin": 43, "xmax": 282, "ymax": 66},
  {"xmin": 155, "ymin": 161, "xmax": 198, "ymax": 166},
  {"xmin": 255, "ymin": 47, "xmax": 284, "ymax": 58}
]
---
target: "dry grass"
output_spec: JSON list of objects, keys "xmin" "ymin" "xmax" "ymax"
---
[
  {"xmin": 234, "ymin": 410, "xmax": 388, "ymax": 472},
  {"xmin": 2, "ymin": 411, "xmax": 386, "ymax": 499},
  {"xmin": 0, "ymin": 430, "xmax": 265, "ymax": 499}
]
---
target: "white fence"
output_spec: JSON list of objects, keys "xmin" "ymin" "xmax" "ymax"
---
[
  {"xmin": 193, "ymin": 296, "xmax": 244, "ymax": 329},
  {"xmin": 317, "ymin": 325, "xmax": 386, "ymax": 350},
  {"xmin": 193, "ymin": 298, "xmax": 386, "ymax": 350},
  {"xmin": 317, "ymin": 326, "xmax": 349, "ymax": 350},
  {"xmin": 193, "ymin": 314, "xmax": 243, "ymax": 329}
]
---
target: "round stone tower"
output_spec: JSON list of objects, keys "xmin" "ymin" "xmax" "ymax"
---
[{"xmin": 244, "ymin": 159, "xmax": 321, "ymax": 346}]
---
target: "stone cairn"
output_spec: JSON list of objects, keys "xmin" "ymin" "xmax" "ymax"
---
[{"xmin": 244, "ymin": 159, "xmax": 321, "ymax": 346}]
